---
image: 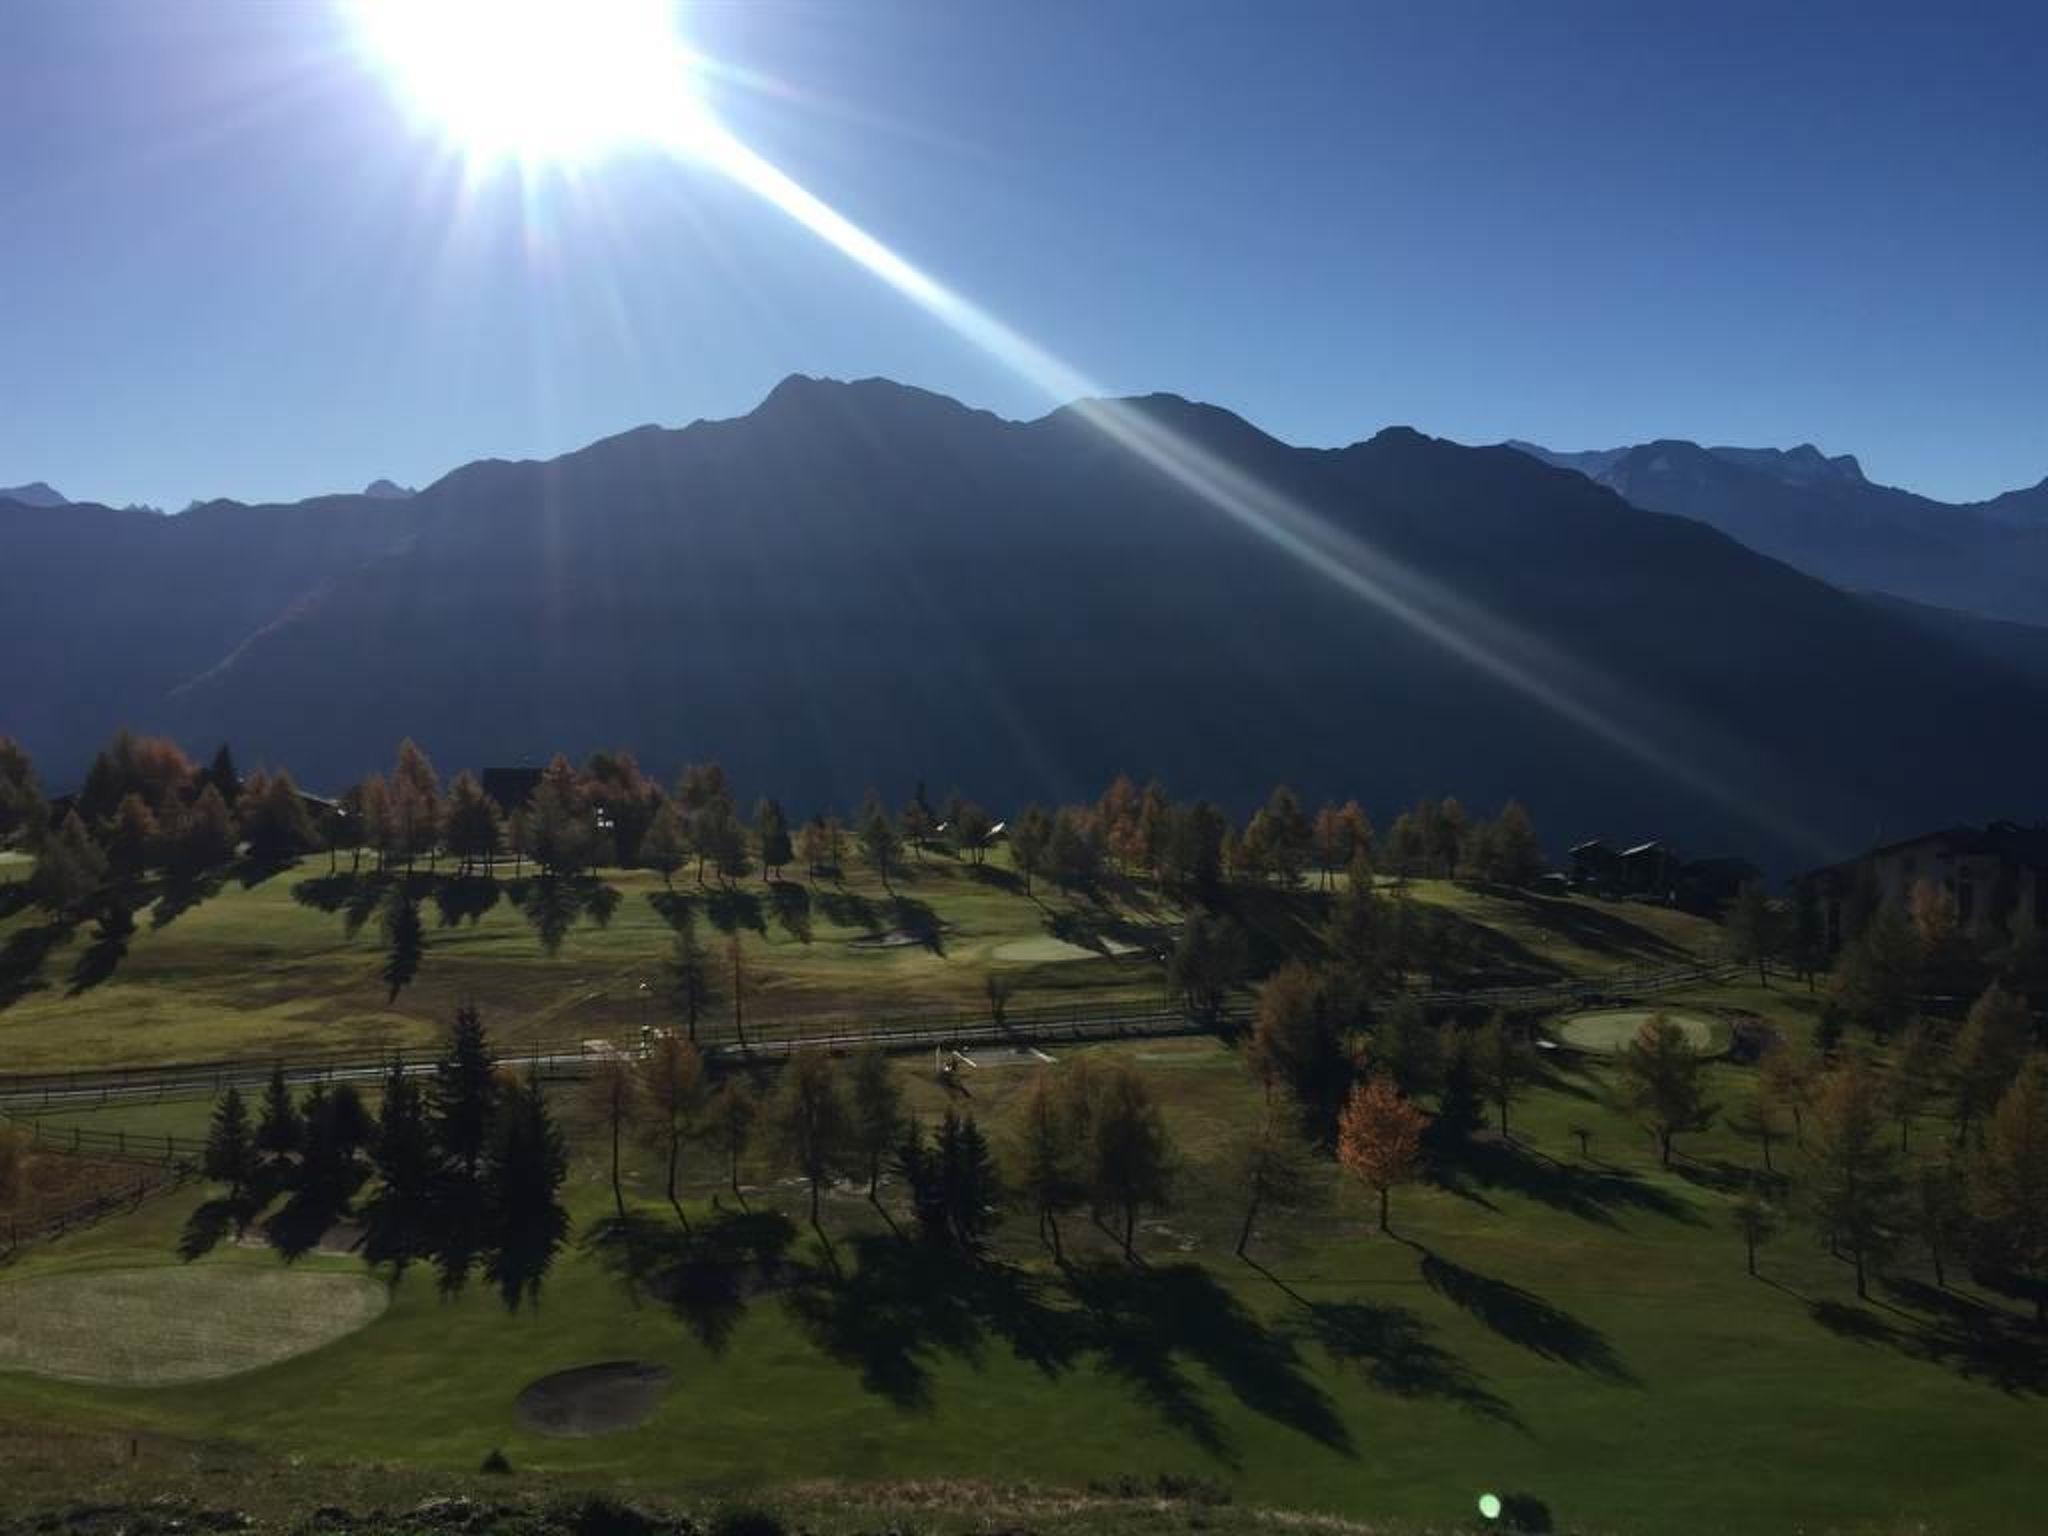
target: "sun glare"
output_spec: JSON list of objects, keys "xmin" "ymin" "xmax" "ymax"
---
[{"xmin": 349, "ymin": 0, "xmax": 703, "ymax": 169}]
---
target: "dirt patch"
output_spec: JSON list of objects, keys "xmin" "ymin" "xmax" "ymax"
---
[
  {"xmin": 515, "ymin": 1360, "xmax": 673, "ymax": 1438},
  {"xmin": 235, "ymin": 1218, "xmax": 363, "ymax": 1257}
]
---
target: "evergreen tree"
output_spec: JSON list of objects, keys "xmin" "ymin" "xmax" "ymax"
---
[
  {"xmin": 254, "ymin": 1065, "xmax": 303, "ymax": 1167},
  {"xmin": 0, "ymin": 737, "xmax": 44, "ymax": 841},
  {"xmin": 1325, "ymin": 855, "xmax": 1388, "ymax": 988},
  {"xmin": 203, "ymin": 1086, "xmax": 254, "ymax": 1206},
  {"xmin": 1809, "ymin": 1056, "xmax": 1908, "ymax": 1300},
  {"xmin": 203, "ymin": 742, "xmax": 241, "ymax": 807},
  {"xmin": 952, "ymin": 801, "xmax": 994, "ymax": 865},
  {"xmin": 1364, "ymin": 996, "xmax": 1440, "ymax": 1099},
  {"xmin": 939, "ymin": 1112, "xmax": 1003, "ymax": 1251},
  {"xmin": 172, "ymin": 786, "xmax": 236, "ymax": 879},
  {"xmin": 796, "ymin": 816, "xmax": 831, "ymax": 879},
  {"xmin": 900, "ymin": 785, "xmax": 937, "ymax": 862},
  {"xmin": 1490, "ymin": 800, "xmax": 1544, "ymax": 887},
  {"xmin": 1787, "ymin": 880, "xmax": 1827, "ymax": 989},
  {"xmin": 431, "ymin": 1005, "xmax": 497, "ymax": 1183},
  {"xmin": 694, "ymin": 795, "xmax": 748, "ymax": 885},
  {"xmin": 482, "ymin": 1072, "xmax": 571, "ymax": 1310},
  {"xmin": 29, "ymin": 812, "xmax": 106, "ymax": 918},
  {"xmin": 526, "ymin": 755, "xmax": 598, "ymax": 875},
  {"xmin": 362, "ymin": 1060, "xmax": 437, "ymax": 1271},
  {"xmin": 390, "ymin": 739, "xmax": 442, "ymax": 873}
]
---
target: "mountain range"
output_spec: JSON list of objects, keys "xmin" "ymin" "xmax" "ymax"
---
[
  {"xmin": 1508, "ymin": 438, "xmax": 2048, "ymax": 625},
  {"xmin": 5, "ymin": 376, "xmax": 2045, "ymax": 870}
]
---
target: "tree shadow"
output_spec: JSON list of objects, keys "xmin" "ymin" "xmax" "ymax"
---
[
  {"xmin": 1435, "ymin": 1138, "xmax": 1700, "ymax": 1229},
  {"xmin": 507, "ymin": 876, "xmax": 619, "ymax": 955},
  {"xmin": 432, "ymin": 875, "xmax": 502, "ymax": 928},
  {"xmin": 767, "ymin": 881, "xmax": 812, "ymax": 944},
  {"xmin": 1065, "ymin": 1259, "xmax": 1353, "ymax": 1464},
  {"xmin": 704, "ymin": 886, "xmax": 766, "ymax": 937},
  {"xmin": 1671, "ymin": 1153, "xmax": 1768, "ymax": 1195},
  {"xmin": 646, "ymin": 889, "xmax": 694, "ymax": 931},
  {"xmin": 177, "ymin": 1196, "xmax": 252, "ymax": 1263},
  {"xmin": 1490, "ymin": 887, "xmax": 1692, "ymax": 963},
  {"xmin": 151, "ymin": 868, "xmax": 224, "ymax": 930},
  {"xmin": 0, "ymin": 921, "xmax": 66, "ymax": 1009},
  {"xmin": 964, "ymin": 863, "xmax": 1025, "ymax": 894},
  {"xmin": 233, "ymin": 854, "xmax": 300, "ymax": 891},
  {"xmin": 587, "ymin": 1208, "xmax": 799, "ymax": 1356},
  {"xmin": 1243, "ymin": 1262, "xmax": 1522, "ymax": 1428},
  {"xmin": 817, "ymin": 889, "xmax": 881, "ymax": 933},
  {"xmin": 292, "ymin": 872, "xmax": 391, "ymax": 938},
  {"xmin": 1810, "ymin": 1285, "xmax": 2048, "ymax": 1396},
  {"xmin": 66, "ymin": 900, "xmax": 138, "ymax": 994},
  {"xmin": 890, "ymin": 896, "xmax": 945, "ymax": 955},
  {"xmin": 1419, "ymin": 1251, "xmax": 1638, "ymax": 1385}
]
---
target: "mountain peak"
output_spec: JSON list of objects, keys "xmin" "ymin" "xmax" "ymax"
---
[
  {"xmin": 1, "ymin": 480, "xmax": 68, "ymax": 508},
  {"xmin": 362, "ymin": 478, "xmax": 415, "ymax": 500}
]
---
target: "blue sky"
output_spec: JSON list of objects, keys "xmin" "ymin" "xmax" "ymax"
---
[{"xmin": 3, "ymin": 0, "xmax": 2043, "ymax": 510}]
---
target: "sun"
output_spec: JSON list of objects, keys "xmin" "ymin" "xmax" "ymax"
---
[{"xmin": 348, "ymin": 0, "xmax": 707, "ymax": 170}]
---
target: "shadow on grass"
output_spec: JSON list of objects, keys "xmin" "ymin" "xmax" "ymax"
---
[
  {"xmin": 964, "ymin": 863, "xmax": 1025, "ymax": 894},
  {"xmin": 817, "ymin": 889, "xmax": 881, "ymax": 933},
  {"xmin": 292, "ymin": 872, "xmax": 392, "ymax": 938},
  {"xmin": 586, "ymin": 1208, "xmax": 799, "ymax": 1355},
  {"xmin": 432, "ymin": 875, "xmax": 502, "ymax": 928},
  {"xmin": 768, "ymin": 881, "xmax": 812, "ymax": 944},
  {"xmin": 1247, "ymin": 1261, "xmax": 1523, "ymax": 1429},
  {"xmin": 0, "ymin": 920, "xmax": 67, "ymax": 1009},
  {"xmin": 66, "ymin": 899, "xmax": 138, "ymax": 994},
  {"xmin": 151, "ymin": 868, "xmax": 225, "ymax": 930},
  {"xmin": 1810, "ymin": 1283, "xmax": 2048, "ymax": 1396},
  {"xmin": 704, "ymin": 886, "xmax": 766, "ymax": 937},
  {"xmin": 507, "ymin": 875, "xmax": 620, "ymax": 955},
  {"xmin": 1435, "ymin": 1137, "xmax": 1699, "ymax": 1230},
  {"xmin": 1420, "ymin": 1251, "xmax": 1638, "ymax": 1385},
  {"xmin": 1491, "ymin": 887, "xmax": 1692, "ymax": 963},
  {"xmin": 889, "ymin": 896, "xmax": 945, "ymax": 954}
]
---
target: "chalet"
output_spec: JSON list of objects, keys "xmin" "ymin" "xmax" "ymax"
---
[
  {"xmin": 1805, "ymin": 821, "xmax": 2048, "ymax": 949},
  {"xmin": 1569, "ymin": 835, "xmax": 1755, "ymax": 911}
]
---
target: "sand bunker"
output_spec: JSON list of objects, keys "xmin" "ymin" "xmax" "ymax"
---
[{"xmin": 515, "ymin": 1360, "xmax": 674, "ymax": 1437}]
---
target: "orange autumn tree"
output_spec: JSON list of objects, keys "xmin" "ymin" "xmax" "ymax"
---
[{"xmin": 1337, "ymin": 1073, "xmax": 1429, "ymax": 1234}]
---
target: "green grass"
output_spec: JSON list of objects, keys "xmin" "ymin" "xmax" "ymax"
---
[
  {"xmin": 1552, "ymin": 1007, "xmax": 1728, "ymax": 1056},
  {"xmin": 3, "ymin": 1024, "xmax": 2044, "ymax": 1535},
  {"xmin": 0, "ymin": 857, "xmax": 1721, "ymax": 1072}
]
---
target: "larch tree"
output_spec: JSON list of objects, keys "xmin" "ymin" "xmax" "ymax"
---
[
  {"xmin": 1886, "ymin": 1019, "xmax": 1942, "ymax": 1152},
  {"xmin": 390, "ymin": 739, "xmax": 442, "ymax": 874},
  {"xmin": 774, "ymin": 1048, "xmax": 848, "ymax": 1229},
  {"xmin": 1008, "ymin": 804, "xmax": 1052, "ymax": 894},
  {"xmin": 847, "ymin": 1044, "xmax": 904, "ymax": 1201},
  {"xmin": 1233, "ymin": 1089, "xmax": 1324, "ymax": 1258},
  {"xmin": 1971, "ymin": 1055, "xmax": 2048, "ymax": 1326},
  {"xmin": 755, "ymin": 798, "xmax": 793, "ymax": 881},
  {"xmin": 1757, "ymin": 1038, "xmax": 1816, "ymax": 1146},
  {"xmin": 1013, "ymin": 1071, "xmax": 1087, "ymax": 1261},
  {"xmin": 1809, "ymin": 1055, "xmax": 1908, "ymax": 1300},
  {"xmin": 1724, "ymin": 881, "xmax": 1780, "ymax": 986},
  {"xmin": 1953, "ymin": 983, "xmax": 2031, "ymax": 1146},
  {"xmin": 638, "ymin": 799, "xmax": 688, "ymax": 888},
  {"xmin": 1618, "ymin": 1015, "xmax": 1718, "ymax": 1167},
  {"xmin": 796, "ymin": 816, "xmax": 831, "ymax": 880},
  {"xmin": 663, "ymin": 917, "xmax": 716, "ymax": 1043},
  {"xmin": 1472, "ymin": 1011, "xmax": 1535, "ymax": 1139},
  {"xmin": 636, "ymin": 1033, "xmax": 707, "ymax": 1224},
  {"xmin": 1831, "ymin": 904, "xmax": 1921, "ymax": 1038},
  {"xmin": 1250, "ymin": 959, "xmax": 1351, "ymax": 1143},
  {"xmin": 105, "ymin": 793, "xmax": 160, "ymax": 880},
  {"xmin": 1090, "ymin": 1064, "xmax": 1173, "ymax": 1260},
  {"xmin": 857, "ymin": 791, "xmax": 900, "ymax": 890},
  {"xmin": 1166, "ymin": 910, "xmax": 1249, "ymax": 1025},
  {"xmin": 1731, "ymin": 1184, "xmax": 1780, "ymax": 1277},
  {"xmin": 582, "ymin": 1053, "xmax": 639, "ymax": 1219},
  {"xmin": 1337, "ymin": 1073, "xmax": 1428, "ymax": 1234},
  {"xmin": 713, "ymin": 1076, "xmax": 759, "ymax": 1202},
  {"xmin": 1915, "ymin": 1155, "xmax": 1968, "ymax": 1289},
  {"xmin": 442, "ymin": 772, "xmax": 503, "ymax": 876}
]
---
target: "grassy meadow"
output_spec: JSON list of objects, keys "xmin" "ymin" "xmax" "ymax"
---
[{"xmin": 4, "ymin": 983, "xmax": 2047, "ymax": 1536}]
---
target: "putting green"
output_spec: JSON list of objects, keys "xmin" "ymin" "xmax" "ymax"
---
[
  {"xmin": 0, "ymin": 1264, "xmax": 387, "ymax": 1385},
  {"xmin": 1552, "ymin": 1008, "xmax": 1726, "ymax": 1057}
]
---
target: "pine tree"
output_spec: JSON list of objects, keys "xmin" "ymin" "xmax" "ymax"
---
[
  {"xmin": 1337, "ymin": 1073, "xmax": 1428, "ymax": 1233},
  {"xmin": 1831, "ymin": 904, "xmax": 1921, "ymax": 1037},
  {"xmin": 105, "ymin": 793, "xmax": 160, "ymax": 881},
  {"xmin": 1725, "ymin": 881, "xmax": 1780, "ymax": 986},
  {"xmin": 941, "ymin": 1112, "xmax": 1003, "ymax": 1250},
  {"xmin": 362, "ymin": 1060, "xmax": 436, "ymax": 1271},
  {"xmin": 431, "ymin": 1005, "xmax": 497, "ymax": 1183},
  {"xmin": 1809, "ymin": 1056, "xmax": 1908, "ymax": 1300},
  {"xmin": 1166, "ymin": 910, "xmax": 1248, "ymax": 1024},
  {"xmin": 173, "ymin": 786, "xmax": 236, "ymax": 879},
  {"xmin": 390, "ymin": 739, "xmax": 442, "ymax": 873},
  {"xmin": 254, "ymin": 1065, "xmax": 303, "ymax": 1165},
  {"xmin": 1365, "ymin": 996, "xmax": 1440, "ymax": 1099},
  {"xmin": 482, "ymin": 1072, "xmax": 571, "ymax": 1310},
  {"xmin": 441, "ymin": 772, "xmax": 503, "ymax": 876},
  {"xmin": 29, "ymin": 812, "xmax": 106, "ymax": 917},
  {"xmin": 900, "ymin": 785, "xmax": 937, "ymax": 862},
  {"xmin": 526, "ymin": 755, "xmax": 597, "ymax": 875},
  {"xmin": 203, "ymin": 1086, "xmax": 254, "ymax": 1205},
  {"xmin": 1251, "ymin": 959, "xmax": 1351, "ymax": 1143},
  {"xmin": 1008, "ymin": 804, "xmax": 1052, "ymax": 894},
  {"xmin": 1491, "ymin": 800, "xmax": 1543, "ymax": 887}
]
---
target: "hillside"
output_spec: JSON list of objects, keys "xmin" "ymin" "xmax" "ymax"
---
[
  {"xmin": 6, "ymin": 378, "xmax": 2047, "ymax": 867},
  {"xmin": 1510, "ymin": 437, "xmax": 2048, "ymax": 624}
]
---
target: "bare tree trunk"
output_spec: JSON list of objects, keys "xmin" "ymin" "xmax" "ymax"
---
[
  {"xmin": 1237, "ymin": 1189, "xmax": 1262, "ymax": 1258},
  {"xmin": 1378, "ymin": 1185, "xmax": 1390, "ymax": 1233}
]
